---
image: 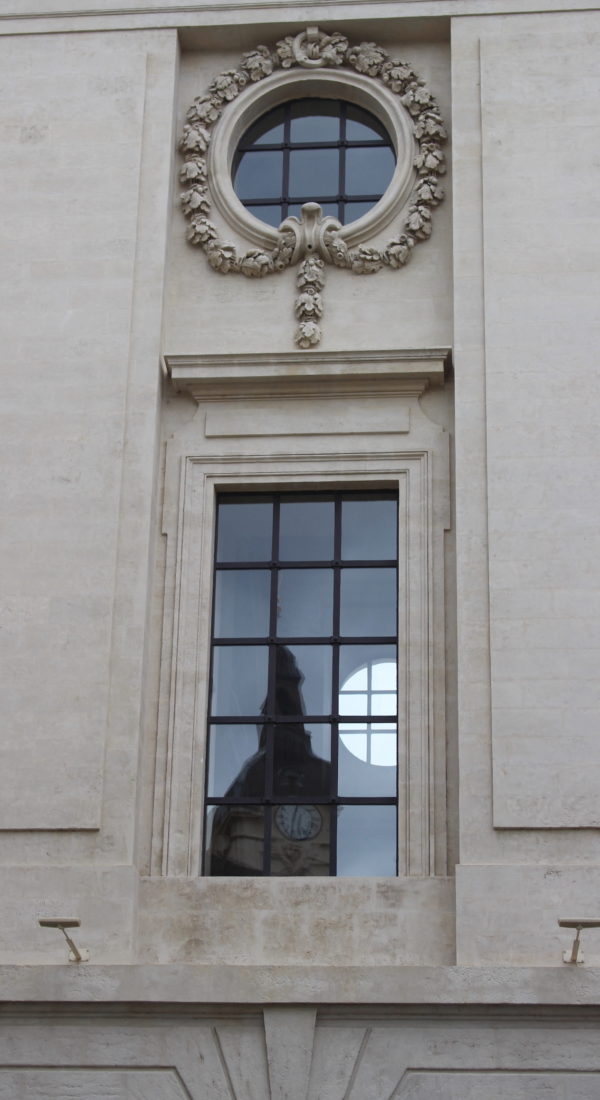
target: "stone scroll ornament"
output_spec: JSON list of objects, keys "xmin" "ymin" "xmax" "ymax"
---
[{"xmin": 179, "ymin": 27, "xmax": 447, "ymax": 348}]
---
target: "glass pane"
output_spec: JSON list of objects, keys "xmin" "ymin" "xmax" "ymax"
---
[
  {"xmin": 338, "ymin": 646, "xmax": 396, "ymax": 716},
  {"xmin": 343, "ymin": 201, "xmax": 374, "ymax": 223},
  {"xmin": 372, "ymin": 693, "xmax": 396, "ymax": 716},
  {"xmin": 246, "ymin": 204, "xmax": 283, "ymax": 227},
  {"xmin": 277, "ymin": 569, "xmax": 333, "ymax": 637},
  {"xmin": 213, "ymin": 570, "xmax": 270, "ymax": 638},
  {"xmin": 273, "ymin": 722, "xmax": 331, "ymax": 797},
  {"xmin": 234, "ymin": 150, "xmax": 283, "ymax": 200},
  {"xmin": 338, "ymin": 725, "xmax": 397, "ymax": 796},
  {"xmin": 271, "ymin": 804, "xmax": 330, "ymax": 875},
  {"xmin": 279, "ymin": 499, "xmax": 334, "ymax": 561},
  {"xmin": 336, "ymin": 804, "xmax": 396, "ymax": 875},
  {"xmin": 341, "ymin": 498, "xmax": 397, "ymax": 560},
  {"xmin": 274, "ymin": 645, "xmax": 332, "ymax": 717},
  {"xmin": 290, "ymin": 100, "xmax": 340, "ymax": 142},
  {"xmin": 211, "ymin": 645, "xmax": 268, "ymax": 716},
  {"xmin": 339, "ymin": 692, "xmax": 367, "ymax": 717},
  {"xmin": 244, "ymin": 106, "xmax": 285, "ymax": 145},
  {"xmin": 345, "ymin": 104, "xmax": 390, "ymax": 141},
  {"xmin": 207, "ymin": 724, "xmax": 264, "ymax": 797},
  {"xmin": 289, "ymin": 148, "xmax": 339, "ymax": 199},
  {"xmin": 217, "ymin": 500, "xmax": 272, "ymax": 562},
  {"xmin": 345, "ymin": 146, "xmax": 395, "ymax": 197},
  {"xmin": 205, "ymin": 805, "xmax": 264, "ymax": 875},
  {"xmin": 339, "ymin": 568, "xmax": 396, "ymax": 636},
  {"xmin": 288, "ymin": 202, "xmax": 339, "ymax": 221}
]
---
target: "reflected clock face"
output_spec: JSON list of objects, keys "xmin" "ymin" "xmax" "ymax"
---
[{"xmin": 275, "ymin": 804, "xmax": 322, "ymax": 841}]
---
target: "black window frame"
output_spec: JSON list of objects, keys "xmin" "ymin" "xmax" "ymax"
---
[
  {"xmin": 204, "ymin": 489, "xmax": 399, "ymax": 877},
  {"xmin": 232, "ymin": 98, "xmax": 396, "ymax": 228}
]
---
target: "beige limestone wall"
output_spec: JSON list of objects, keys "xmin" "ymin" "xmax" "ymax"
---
[
  {"xmin": 137, "ymin": 877, "xmax": 455, "ymax": 966},
  {"xmin": 452, "ymin": 9, "xmax": 600, "ymax": 962},
  {"xmin": 0, "ymin": 28, "xmax": 178, "ymax": 873},
  {"xmin": 1, "ymin": 1003, "xmax": 600, "ymax": 1099}
]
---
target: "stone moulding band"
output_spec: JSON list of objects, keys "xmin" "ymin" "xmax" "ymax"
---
[{"xmin": 179, "ymin": 26, "xmax": 447, "ymax": 348}]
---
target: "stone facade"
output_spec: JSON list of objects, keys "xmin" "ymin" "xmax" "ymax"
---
[{"xmin": 1, "ymin": 1, "xmax": 600, "ymax": 1095}]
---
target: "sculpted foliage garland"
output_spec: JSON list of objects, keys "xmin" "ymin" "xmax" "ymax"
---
[{"xmin": 179, "ymin": 28, "xmax": 447, "ymax": 347}]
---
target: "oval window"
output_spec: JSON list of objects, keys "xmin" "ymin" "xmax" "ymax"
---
[{"xmin": 233, "ymin": 98, "xmax": 396, "ymax": 229}]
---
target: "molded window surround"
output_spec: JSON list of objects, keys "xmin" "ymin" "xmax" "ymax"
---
[
  {"xmin": 153, "ymin": 350, "xmax": 451, "ymax": 879},
  {"xmin": 208, "ymin": 69, "xmax": 415, "ymax": 250}
]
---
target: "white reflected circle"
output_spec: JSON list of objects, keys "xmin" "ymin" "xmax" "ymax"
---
[{"xmin": 339, "ymin": 659, "xmax": 396, "ymax": 766}]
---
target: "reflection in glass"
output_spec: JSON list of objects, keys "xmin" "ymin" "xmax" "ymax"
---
[
  {"xmin": 217, "ymin": 500, "xmax": 272, "ymax": 562},
  {"xmin": 234, "ymin": 150, "xmax": 283, "ymax": 200},
  {"xmin": 273, "ymin": 723, "xmax": 331, "ymax": 798},
  {"xmin": 205, "ymin": 805, "xmax": 264, "ymax": 875},
  {"xmin": 211, "ymin": 645, "xmax": 268, "ymax": 716},
  {"xmin": 275, "ymin": 645, "xmax": 332, "ymax": 717},
  {"xmin": 340, "ymin": 568, "xmax": 396, "ymax": 636},
  {"xmin": 344, "ymin": 202, "xmax": 374, "ymax": 222},
  {"xmin": 346, "ymin": 105, "xmax": 389, "ymax": 141},
  {"xmin": 277, "ymin": 569, "xmax": 333, "ymax": 637},
  {"xmin": 338, "ymin": 652, "xmax": 397, "ymax": 794},
  {"xmin": 337, "ymin": 804, "xmax": 396, "ymax": 876},
  {"xmin": 213, "ymin": 570, "xmax": 270, "ymax": 638},
  {"xmin": 345, "ymin": 146, "xmax": 395, "ymax": 196},
  {"xmin": 338, "ymin": 726, "xmax": 397, "ymax": 796},
  {"xmin": 341, "ymin": 498, "xmax": 397, "ymax": 560},
  {"xmin": 279, "ymin": 499, "xmax": 334, "ymax": 561},
  {"xmin": 339, "ymin": 646, "xmax": 396, "ymax": 708},
  {"xmin": 246, "ymin": 204, "xmax": 282, "ymax": 227},
  {"xmin": 339, "ymin": 656, "xmax": 396, "ymax": 719},
  {"xmin": 207, "ymin": 724, "xmax": 263, "ymax": 797},
  {"xmin": 289, "ymin": 148, "xmax": 339, "ymax": 198},
  {"xmin": 290, "ymin": 100, "xmax": 340, "ymax": 142},
  {"xmin": 271, "ymin": 804, "xmax": 330, "ymax": 875},
  {"xmin": 245, "ymin": 107, "xmax": 285, "ymax": 145},
  {"xmin": 233, "ymin": 100, "xmax": 396, "ymax": 231}
]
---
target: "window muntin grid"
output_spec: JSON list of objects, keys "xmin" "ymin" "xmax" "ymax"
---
[
  {"xmin": 232, "ymin": 99, "xmax": 396, "ymax": 229},
  {"xmin": 204, "ymin": 491, "xmax": 399, "ymax": 877}
]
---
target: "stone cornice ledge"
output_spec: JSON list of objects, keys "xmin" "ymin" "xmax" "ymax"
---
[
  {"xmin": 1, "ymin": 965, "xmax": 600, "ymax": 1005},
  {"xmin": 165, "ymin": 347, "xmax": 451, "ymax": 401}
]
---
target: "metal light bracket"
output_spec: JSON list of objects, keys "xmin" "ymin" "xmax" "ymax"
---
[
  {"xmin": 558, "ymin": 919, "xmax": 600, "ymax": 965},
  {"xmin": 39, "ymin": 918, "xmax": 90, "ymax": 963}
]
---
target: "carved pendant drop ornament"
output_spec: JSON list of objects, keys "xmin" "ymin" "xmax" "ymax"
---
[{"xmin": 179, "ymin": 27, "xmax": 447, "ymax": 348}]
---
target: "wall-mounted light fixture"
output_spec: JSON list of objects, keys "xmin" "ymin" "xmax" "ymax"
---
[
  {"xmin": 558, "ymin": 919, "xmax": 600, "ymax": 965},
  {"xmin": 38, "ymin": 918, "xmax": 89, "ymax": 963}
]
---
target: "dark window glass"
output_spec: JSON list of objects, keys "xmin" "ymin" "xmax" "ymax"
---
[
  {"xmin": 233, "ymin": 149, "xmax": 283, "ymax": 200},
  {"xmin": 206, "ymin": 805, "xmax": 265, "ymax": 876},
  {"xmin": 216, "ymin": 499, "xmax": 272, "ymax": 562},
  {"xmin": 279, "ymin": 498, "xmax": 335, "ymax": 561},
  {"xmin": 288, "ymin": 148, "xmax": 339, "ymax": 197},
  {"xmin": 345, "ymin": 146, "xmax": 396, "ymax": 196},
  {"xmin": 205, "ymin": 491, "xmax": 398, "ymax": 877},
  {"xmin": 213, "ymin": 569, "xmax": 270, "ymax": 638},
  {"xmin": 339, "ymin": 568, "xmax": 397, "ymax": 637},
  {"xmin": 211, "ymin": 645, "xmax": 269, "ymax": 716},
  {"xmin": 245, "ymin": 204, "xmax": 282, "ymax": 227},
  {"xmin": 341, "ymin": 496, "xmax": 397, "ymax": 560},
  {"xmin": 207, "ymin": 724, "xmax": 263, "ymax": 797},
  {"xmin": 233, "ymin": 98, "xmax": 396, "ymax": 227},
  {"xmin": 290, "ymin": 99, "xmax": 340, "ymax": 141},
  {"xmin": 277, "ymin": 568, "xmax": 334, "ymax": 637},
  {"xmin": 336, "ymin": 804, "xmax": 396, "ymax": 876}
]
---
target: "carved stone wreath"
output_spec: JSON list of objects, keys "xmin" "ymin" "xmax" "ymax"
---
[{"xmin": 179, "ymin": 26, "xmax": 447, "ymax": 348}]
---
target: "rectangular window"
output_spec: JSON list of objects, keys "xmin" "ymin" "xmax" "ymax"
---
[{"xmin": 204, "ymin": 490, "xmax": 398, "ymax": 876}]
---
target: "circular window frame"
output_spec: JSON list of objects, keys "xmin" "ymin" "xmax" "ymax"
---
[{"xmin": 208, "ymin": 68, "xmax": 416, "ymax": 250}]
